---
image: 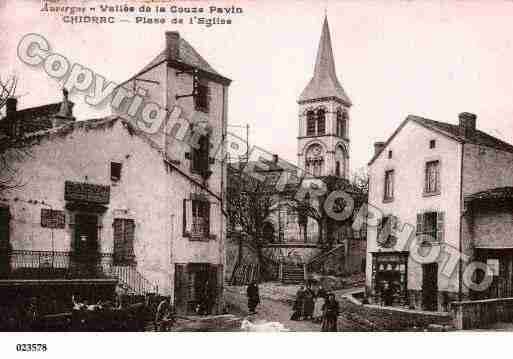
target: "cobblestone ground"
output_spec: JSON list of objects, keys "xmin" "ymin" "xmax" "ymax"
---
[{"xmin": 225, "ymin": 283, "xmax": 452, "ymax": 332}]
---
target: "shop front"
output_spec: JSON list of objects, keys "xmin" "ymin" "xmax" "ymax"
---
[{"xmin": 371, "ymin": 251, "xmax": 408, "ymax": 306}]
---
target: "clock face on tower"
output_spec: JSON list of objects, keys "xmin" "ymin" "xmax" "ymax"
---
[{"xmin": 312, "ymin": 145, "xmax": 322, "ymax": 156}]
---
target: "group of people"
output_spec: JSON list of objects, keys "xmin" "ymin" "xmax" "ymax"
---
[{"xmin": 291, "ymin": 284, "xmax": 340, "ymax": 331}]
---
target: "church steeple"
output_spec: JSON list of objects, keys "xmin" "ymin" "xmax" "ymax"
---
[
  {"xmin": 298, "ymin": 16, "xmax": 351, "ymax": 106},
  {"xmin": 297, "ymin": 15, "xmax": 351, "ymax": 180}
]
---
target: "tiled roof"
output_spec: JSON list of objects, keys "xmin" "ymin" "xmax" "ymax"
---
[
  {"xmin": 465, "ymin": 187, "xmax": 513, "ymax": 202},
  {"xmin": 411, "ymin": 116, "xmax": 513, "ymax": 154},
  {"xmin": 369, "ymin": 114, "xmax": 513, "ymax": 165},
  {"xmin": 0, "ymin": 102, "xmax": 74, "ymax": 134},
  {"xmin": 298, "ymin": 16, "xmax": 351, "ymax": 105},
  {"xmin": 125, "ymin": 37, "xmax": 227, "ymax": 85}
]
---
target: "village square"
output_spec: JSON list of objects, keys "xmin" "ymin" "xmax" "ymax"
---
[{"xmin": 2, "ymin": 3, "xmax": 513, "ymax": 332}]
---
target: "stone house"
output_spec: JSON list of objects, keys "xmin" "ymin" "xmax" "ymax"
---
[
  {"xmin": 367, "ymin": 112, "xmax": 513, "ymax": 311},
  {"xmin": 0, "ymin": 31, "xmax": 230, "ymax": 316}
]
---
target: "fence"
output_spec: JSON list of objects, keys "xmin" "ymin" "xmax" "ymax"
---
[{"xmin": 451, "ymin": 297, "xmax": 513, "ymax": 330}]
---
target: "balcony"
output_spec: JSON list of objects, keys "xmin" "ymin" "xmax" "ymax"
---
[{"xmin": 0, "ymin": 250, "xmax": 114, "ymax": 279}]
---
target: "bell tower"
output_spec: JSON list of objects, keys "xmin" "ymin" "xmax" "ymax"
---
[{"xmin": 297, "ymin": 15, "xmax": 352, "ymax": 179}]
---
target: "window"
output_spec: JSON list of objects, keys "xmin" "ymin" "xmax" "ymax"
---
[
  {"xmin": 317, "ymin": 109, "xmax": 326, "ymax": 135},
  {"xmin": 191, "ymin": 135, "xmax": 210, "ymax": 176},
  {"xmin": 336, "ymin": 110, "xmax": 347, "ymax": 138},
  {"xmin": 376, "ymin": 215, "xmax": 398, "ymax": 248},
  {"xmin": 111, "ymin": 162, "xmax": 122, "ymax": 181},
  {"xmin": 306, "ymin": 111, "xmax": 316, "ymax": 136},
  {"xmin": 335, "ymin": 161, "xmax": 341, "ymax": 177},
  {"xmin": 305, "ymin": 144, "xmax": 324, "ymax": 177},
  {"xmin": 194, "ymin": 80, "xmax": 210, "ymax": 113},
  {"xmin": 416, "ymin": 211, "xmax": 444, "ymax": 242},
  {"xmin": 425, "ymin": 160, "xmax": 440, "ymax": 194},
  {"xmin": 430, "ymin": 140, "xmax": 436, "ymax": 149},
  {"xmin": 113, "ymin": 218, "xmax": 136, "ymax": 265},
  {"xmin": 388, "ymin": 150, "xmax": 393, "ymax": 159},
  {"xmin": 192, "ymin": 200, "xmax": 210, "ymax": 238},
  {"xmin": 384, "ymin": 170, "xmax": 394, "ymax": 201}
]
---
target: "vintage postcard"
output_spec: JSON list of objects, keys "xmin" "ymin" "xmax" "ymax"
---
[{"xmin": 1, "ymin": 0, "xmax": 513, "ymax": 352}]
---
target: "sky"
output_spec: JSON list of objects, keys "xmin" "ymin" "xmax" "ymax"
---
[{"xmin": 2, "ymin": 0, "xmax": 513, "ymax": 172}]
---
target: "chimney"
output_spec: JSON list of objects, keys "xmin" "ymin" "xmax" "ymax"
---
[
  {"xmin": 459, "ymin": 112, "xmax": 477, "ymax": 137},
  {"xmin": 6, "ymin": 97, "xmax": 17, "ymax": 117},
  {"xmin": 374, "ymin": 141, "xmax": 385, "ymax": 157},
  {"xmin": 165, "ymin": 31, "xmax": 180, "ymax": 61},
  {"xmin": 53, "ymin": 88, "xmax": 75, "ymax": 127}
]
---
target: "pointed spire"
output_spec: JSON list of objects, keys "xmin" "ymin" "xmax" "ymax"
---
[{"xmin": 299, "ymin": 15, "xmax": 351, "ymax": 105}]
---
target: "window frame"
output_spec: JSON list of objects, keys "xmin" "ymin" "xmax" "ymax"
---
[
  {"xmin": 194, "ymin": 80, "xmax": 210, "ymax": 113},
  {"xmin": 113, "ymin": 218, "xmax": 136, "ymax": 266},
  {"xmin": 191, "ymin": 199, "xmax": 210, "ymax": 240},
  {"xmin": 424, "ymin": 159, "xmax": 441, "ymax": 196},
  {"xmin": 306, "ymin": 111, "xmax": 316, "ymax": 136},
  {"xmin": 383, "ymin": 169, "xmax": 395, "ymax": 203},
  {"xmin": 416, "ymin": 211, "xmax": 444, "ymax": 243},
  {"xmin": 110, "ymin": 162, "xmax": 122, "ymax": 182},
  {"xmin": 316, "ymin": 108, "xmax": 326, "ymax": 135}
]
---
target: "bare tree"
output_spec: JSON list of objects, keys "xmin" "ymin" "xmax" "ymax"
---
[
  {"xmin": 227, "ymin": 162, "xmax": 279, "ymax": 281},
  {"xmin": 0, "ymin": 75, "xmax": 28, "ymax": 196},
  {"xmin": 0, "ymin": 75, "xmax": 17, "ymax": 117}
]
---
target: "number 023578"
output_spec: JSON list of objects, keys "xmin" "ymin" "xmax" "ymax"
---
[{"xmin": 16, "ymin": 344, "xmax": 47, "ymax": 352}]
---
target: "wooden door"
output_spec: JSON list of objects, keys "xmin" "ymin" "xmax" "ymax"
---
[
  {"xmin": 74, "ymin": 214, "xmax": 99, "ymax": 259},
  {"xmin": 422, "ymin": 263, "xmax": 438, "ymax": 311},
  {"xmin": 174, "ymin": 263, "xmax": 188, "ymax": 315}
]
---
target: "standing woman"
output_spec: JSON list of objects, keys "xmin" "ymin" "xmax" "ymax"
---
[
  {"xmin": 321, "ymin": 293, "xmax": 340, "ymax": 332},
  {"xmin": 291, "ymin": 286, "xmax": 305, "ymax": 321},
  {"xmin": 246, "ymin": 281, "xmax": 260, "ymax": 314},
  {"xmin": 303, "ymin": 285, "xmax": 315, "ymax": 320}
]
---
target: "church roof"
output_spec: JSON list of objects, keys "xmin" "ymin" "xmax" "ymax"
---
[{"xmin": 298, "ymin": 16, "xmax": 352, "ymax": 106}]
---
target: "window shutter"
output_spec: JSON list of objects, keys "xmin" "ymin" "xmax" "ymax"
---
[
  {"xmin": 174, "ymin": 263, "xmax": 189, "ymax": 315},
  {"xmin": 437, "ymin": 212, "xmax": 445, "ymax": 242},
  {"xmin": 125, "ymin": 219, "xmax": 135, "ymax": 263},
  {"xmin": 416, "ymin": 213, "xmax": 423, "ymax": 235},
  {"xmin": 113, "ymin": 219, "xmax": 123, "ymax": 264},
  {"xmin": 209, "ymin": 202, "xmax": 218, "ymax": 240},
  {"xmin": 183, "ymin": 199, "xmax": 192, "ymax": 237}
]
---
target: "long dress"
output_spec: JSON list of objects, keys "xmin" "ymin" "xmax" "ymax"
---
[
  {"xmin": 313, "ymin": 296, "xmax": 325, "ymax": 322},
  {"xmin": 291, "ymin": 289, "xmax": 304, "ymax": 320},
  {"xmin": 321, "ymin": 299, "xmax": 340, "ymax": 332},
  {"xmin": 303, "ymin": 289, "xmax": 315, "ymax": 319}
]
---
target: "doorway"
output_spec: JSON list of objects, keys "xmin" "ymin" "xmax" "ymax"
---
[
  {"xmin": 73, "ymin": 214, "xmax": 99, "ymax": 275},
  {"xmin": 422, "ymin": 263, "xmax": 438, "ymax": 311}
]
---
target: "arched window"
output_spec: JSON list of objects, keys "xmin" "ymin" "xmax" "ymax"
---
[
  {"xmin": 336, "ymin": 109, "xmax": 347, "ymax": 138},
  {"xmin": 306, "ymin": 111, "xmax": 316, "ymax": 136},
  {"xmin": 335, "ymin": 145, "xmax": 347, "ymax": 179},
  {"xmin": 305, "ymin": 144, "xmax": 324, "ymax": 177},
  {"xmin": 317, "ymin": 108, "xmax": 326, "ymax": 135}
]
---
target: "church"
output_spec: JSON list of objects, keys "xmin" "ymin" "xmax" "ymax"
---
[{"xmin": 228, "ymin": 16, "xmax": 367, "ymax": 285}]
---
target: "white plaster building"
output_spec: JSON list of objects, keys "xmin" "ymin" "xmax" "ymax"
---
[
  {"xmin": 0, "ymin": 32, "xmax": 230, "ymax": 316},
  {"xmin": 366, "ymin": 112, "xmax": 513, "ymax": 311}
]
